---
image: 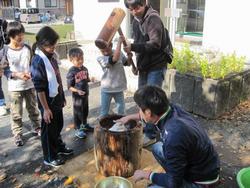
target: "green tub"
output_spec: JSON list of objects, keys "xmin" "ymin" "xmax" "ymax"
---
[{"xmin": 237, "ymin": 167, "xmax": 250, "ymax": 188}]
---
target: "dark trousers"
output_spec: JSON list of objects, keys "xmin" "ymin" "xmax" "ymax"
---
[
  {"xmin": 0, "ymin": 76, "xmax": 4, "ymax": 100},
  {"xmin": 73, "ymin": 96, "xmax": 88, "ymax": 129},
  {"xmin": 41, "ymin": 109, "xmax": 65, "ymax": 161}
]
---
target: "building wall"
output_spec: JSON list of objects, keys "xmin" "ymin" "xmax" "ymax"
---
[
  {"xmin": 203, "ymin": 0, "xmax": 250, "ymax": 58},
  {"xmin": 37, "ymin": 0, "xmax": 65, "ymax": 17},
  {"xmin": 18, "ymin": 0, "xmax": 65, "ymax": 16},
  {"xmin": 73, "ymin": 0, "xmax": 128, "ymax": 41}
]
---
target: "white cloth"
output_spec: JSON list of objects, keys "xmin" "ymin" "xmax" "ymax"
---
[{"xmin": 35, "ymin": 48, "xmax": 59, "ymax": 97}]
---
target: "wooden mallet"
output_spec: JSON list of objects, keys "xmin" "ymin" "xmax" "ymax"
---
[{"xmin": 95, "ymin": 8, "xmax": 137, "ymax": 75}]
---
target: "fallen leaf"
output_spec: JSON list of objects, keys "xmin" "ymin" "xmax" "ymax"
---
[
  {"xmin": 64, "ymin": 176, "xmax": 75, "ymax": 186},
  {"xmin": 0, "ymin": 171, "xmax": 7, "ymax": 182},
  {"xmin": 40, "ymin": 174, "xmax": 50, "ymax": 181},
  {"xmin": 14, "ymin": 183, "xmax": 23, "ymax": 188}
]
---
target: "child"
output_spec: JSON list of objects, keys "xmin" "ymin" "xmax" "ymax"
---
[
  {"xmin": 66, "ymin": 48, "xmax": 93, "ymax": 139},
  {"xmin": 97, "ymin": 37, "xmax": 128, "ymax": 118},
  {"xmin": 1, "ymin": 21, "xmax": 40, "ymax": 146},
  {"xmin": 31, "ymin": 26, "xmax": 73, "ymax": 167}
]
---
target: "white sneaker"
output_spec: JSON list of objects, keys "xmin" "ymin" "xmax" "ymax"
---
[{"xmin": 0, "ymin": 106, "xmax": 8, "ymax": 116}]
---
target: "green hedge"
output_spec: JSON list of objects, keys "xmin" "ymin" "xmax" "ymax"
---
[{"xmin": 169, "ymin": 45, "xmax": 246, "ymax": 79}]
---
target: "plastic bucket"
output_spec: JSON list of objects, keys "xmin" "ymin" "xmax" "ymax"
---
[{"xmin": 237, "ymin": 167, "xmax": 250, "ymax": 188}]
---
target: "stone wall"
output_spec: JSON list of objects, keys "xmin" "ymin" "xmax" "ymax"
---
[
  {"xmin": 56, "ymin": 40, "xmax": 78, "ymax": 59},
  {"xmin": 164, "ymin": 69, "xmax": 250, "ymax": 119}
]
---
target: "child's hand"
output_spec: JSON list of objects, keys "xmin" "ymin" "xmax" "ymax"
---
[
  {"xmin": 14, "ymin": 72, "xmax": 29, "ymax": 80},
  {"xmin": 119, "ymin": 36, "xmax": 125, "ymax": 43},
  {"xmin": 24, "ymin": 72, "xmax": 31, "ymax": 80},
  {"xmin": 90, "ymin": 76, "xmax": 96, "ymax": 82},
  {"xmin": 43, "ymin": 108, "xmax": 53, "ymax": 124},
  {"xmin": 77, "ymin": 90, "xmax": 85, "ymax": 96}
]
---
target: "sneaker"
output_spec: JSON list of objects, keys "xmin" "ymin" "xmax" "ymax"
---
[
  {"xmin": 14, "ymin": 134, "xmax": 24, "ymax": 147},
  {"xmin": 75, "ymin": 129, "xmax": 87, "ymax": 139},
  {"xmin": 143, "ymin": 134, "xmax": 156, "ymax": 148},
  {"xmin": 58, "ymin": 147, "xmax": 74, "ymax": 156},
  {"xmin": 81, "ymin": 123, "xmax": 94, "ymax": 132},
  {"xmin": 32, "ymin": 127, "xmax": 41, "ymax": 136},
  {"xmin": 44, "ymin": 158, "xmax": 65, "ymax": 168},
  {"xmin": 0, "ymin": 105, "xmax": 9, "ymax": 116}
]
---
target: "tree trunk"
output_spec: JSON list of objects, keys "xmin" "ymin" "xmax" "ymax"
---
[{"xmin": 94, "ymin": 114, "xmax": 143, "ymax": 177}]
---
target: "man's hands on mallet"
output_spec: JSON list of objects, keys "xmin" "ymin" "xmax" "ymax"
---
[{"xmin": 123, "ymin": 40, "xmax": 132, "ymax": 54}]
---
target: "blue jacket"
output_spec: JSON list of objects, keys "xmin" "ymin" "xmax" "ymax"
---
[
  {"xmin": 31, "ymin": 54, "xmax": 65, "ymax": 111},
  {"xmin": 152, "ymin": 104, "xmax": 220, "ymax": 187}
]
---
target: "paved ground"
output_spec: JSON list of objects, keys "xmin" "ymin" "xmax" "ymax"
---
[{"xmin": 0, "ymin": 67, "xmax": 138, "ymax": 188}]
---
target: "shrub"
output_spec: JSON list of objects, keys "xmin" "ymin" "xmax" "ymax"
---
[{"xmin": 169, "ymin": 45, "xmax": 246, "ymax": 79}]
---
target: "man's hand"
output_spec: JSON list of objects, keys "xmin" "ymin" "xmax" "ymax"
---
[
  {"xmin": 114, "ymin": 116, "xmax": 131, "ymax": 125},
  {"xmin": 133, "ymin": 170, "xmax": 151, "ymax": 183},
  {"xmin": 115, "ymin": 113, "xmax": 140, "ymax": 124},
  {"xmin": 43, "ymin": 108, "xmax": 53, "ymax": 124},
  {"xmin": 123, "ymin": 40, "xmax": 131, "ymax": 53}
]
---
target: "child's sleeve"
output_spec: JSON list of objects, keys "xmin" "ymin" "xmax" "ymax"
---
[
  {"xmin": 66, "ymin": 69, "xmax": 75, "ymax": 89},
  {"xmin": 97, "ymin": 56, "xmax": 112, "ymax": 69},
  {"xmin": 31, "ymin": 57, "xmax": 48, "ymax": 92}
]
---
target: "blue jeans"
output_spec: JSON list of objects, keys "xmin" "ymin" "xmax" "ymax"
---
[
  {"xmin": 0, "ymin": 77, "xmax": 5, "ymax": 106},
  {"xmin": 100, "ymin": 90, "xmax": 125, "ymax": 117},
  {"xmin": 138, "ymin": 68, "xmax": 166, "ymax": 89},
  {"xmin": 148, "ymin": 181, "xmax": 202, "ymax": 188},
  {"xmin": 151, "ymin": 142, "xmax": 202, "ymax": 188},
  {"xmin": 138, "ymin": 68, "xmax": 166, "ymax": 139}
]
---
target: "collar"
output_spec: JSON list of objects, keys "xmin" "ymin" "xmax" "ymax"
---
[{"xmin": 154, "ymin": 106, "xmax": 171, "ymax": 126}]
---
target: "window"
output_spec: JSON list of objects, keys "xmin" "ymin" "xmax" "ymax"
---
[
  {"xmin": 45, "ymin": 0, "xmax": 57, "ymax": 7},
  {"xmin": 177, "ymin": 0, "xmax": 205, "ymax": 34}
]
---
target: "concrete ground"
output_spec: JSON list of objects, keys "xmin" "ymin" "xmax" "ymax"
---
[
  {"xmin": 0, "ymin": 66, "xmax": 138, "ymax": 188},
  {"xmin": 1, "ymin": 65, "xmax": 249, "ymax": 188}
]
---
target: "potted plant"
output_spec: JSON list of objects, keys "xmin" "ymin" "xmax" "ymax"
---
[{"xmin": 164, "ymin": 45, "xmax": 250, "ymax": 118}]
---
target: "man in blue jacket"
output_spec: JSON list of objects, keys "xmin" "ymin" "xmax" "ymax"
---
[{"xmin": 118, "ymin": 86, "xmax": 220, "ymax": 188}]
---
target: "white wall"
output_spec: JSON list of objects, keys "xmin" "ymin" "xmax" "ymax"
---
[
  {"xmin": 19, "ymin": 0, "xmax": 37, "ymax": 8},
  {"xmin": 203, "ymin": 0, "xmax": 250, "ymax": 58},
  {"xmin": 19, "ymin": 0, "xmax": 27, "ymax": 8},
  {"xmin": 73, "ymin": 0, "xmax": 128, "ymax": 40}
]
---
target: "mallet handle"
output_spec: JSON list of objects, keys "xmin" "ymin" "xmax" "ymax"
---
[{"xmin": 118, "ymin": 27, "xmax": 138, "ymax": 75}]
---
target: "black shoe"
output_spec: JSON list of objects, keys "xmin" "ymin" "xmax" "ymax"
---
[
  {"xmin": 44, "ymin": 158, "xmax": 65, "ymax": 167},
  {"xmin": 58, "ymin": 147, "xmax": 74, "ymax": 156}
]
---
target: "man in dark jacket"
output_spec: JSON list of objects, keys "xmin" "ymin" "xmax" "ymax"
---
[
  {"xmin": 124, "ymin": 0, "xmax": 171, "ymax": 144},
  {"xmin": 124, "ymin": 0, "xmax": 169, "ymax": 88},
  {"xmin": 118, "ymin": 86, "xmax": 220, "ymax": 188}
]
